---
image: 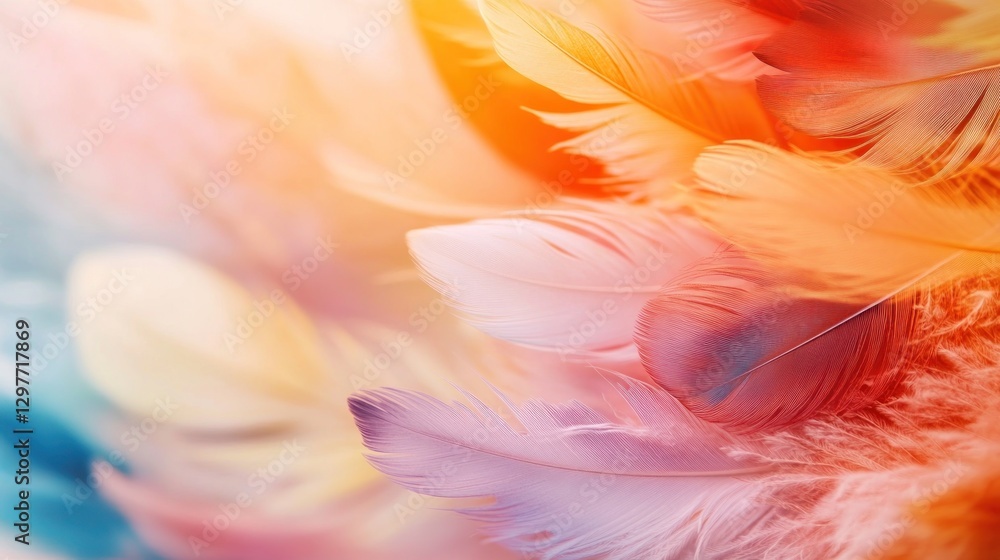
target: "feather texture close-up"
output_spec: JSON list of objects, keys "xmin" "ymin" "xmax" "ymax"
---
[{"xmin": 1, "ymin": 0, "xmax": 999, "ymax": 559}]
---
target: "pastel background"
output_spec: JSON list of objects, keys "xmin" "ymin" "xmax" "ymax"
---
[{"xmin": 1, "ymin": 1, "xmax": 999, "ymax": 559}]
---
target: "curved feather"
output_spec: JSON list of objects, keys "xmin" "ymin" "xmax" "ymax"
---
[
  {"xmin": 68, "ymin": 246, "xmax": 382, "ymax": 508},
  {"xmin": 757, "ymin": 18, "xmax": 1000, "ymax": 178},
  {"xmin": 411, "ymin": 0, "xmax": 609, "ymax": 193},
  {"xmin": 528, "ymin": 105, "xmax": 710, "ymax": 192},
  {"xmin": 635, "ymin": 253, "xmax": 918, "ymax": 433},
  {"xmin": 683, "ymin": 141, "xmax": 1000, "ymax": 302},
  {"xmin": 636, "ymin": 0, "xmax": 913, "ymax": 28},
  {"xmin": 479, "ymin": 0, "xmax": 776, "ymax": 189},
  {"xmin": 639, "ymin": 0, "xmax": 803, "ymax": 22},
  {"xmin": 636, "ymin": 0, "xmax": 800, "ymax": 82},
  {"xmin": 350, "ymin": 380, "xmax": 778, "ymax": 560},
  {"xmin": 407, "ymin": 201, "xmax": 723, "ymax": 361}
]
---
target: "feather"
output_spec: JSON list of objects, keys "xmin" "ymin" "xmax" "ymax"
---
[
  {"xmin": 0, "ymin": 0, "xmax": 547, "ymax": 275},
  {"xmin": 323, "ymin": 145, "xmax": 518, "ymax": 220},
  {"xmin": 683, "ymin": 141, "xmax": 1000, "ymax": 302},
  {"xmin": 757, "ymin": 16, "xmax": 1000, "ymax": 178},
  {"xmin": 635, "ymin": 252, "xmax": 918, "ymax": 433},
  {"xmin": 349, "ymin": 371, "xmax": 1000, "ymax": 560},
  {"xmin": 406, "ymin": 201, "xmax": 723, "ymax": 361},
  {"xmin": 350, "ymin": 379, "xmax": 779, "ymax": 560},
  {"xmin": 410, "ymin": 0, "xmax": 609, "ymax": 194},
  {"xmin": 882, "ymin": 453, "xmax": 1000, "ymax": 559},
  {"xmin": 920, "ymin": 0, "xmax": 1000, "ymax": 59},
  {"xmin": 527, "ymin": 105, "xmax": 710, "ymax": 192},
  {"xmin": 478, "ymin": 0, "xmax": 776, "ymax": 190},
  {"xmin": 100, "ymin": 470, "xmax": 346, "ymax": 560},
  {"xmin": 636, "ymin": 0, "xmax": 799, "ymax": 82},
  {"xmin": 754, "ymin": 281, "xmax": 1000, "ymax": 558},
  {"xmin": 68, "ymin": 246, "xmax": 383, "ymax": 508},
  {"xmin": 101, "ymin": 467, "xmax": 520, "ymax": 560},
  {"xmin": 638, "ymin": 0, "xmax": 803, "ymax": 23},
  {"xmin": 413, "ymin": 0, "xmax": 503, "ymax": 67},
  {"xmin": 68, "ymin": 246, "xmax": 338, "ymax": 430}
]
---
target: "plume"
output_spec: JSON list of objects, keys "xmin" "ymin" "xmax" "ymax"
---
[
  {"xmin": 636, "ymin": 0, "xmax": 800, "ymax": 82},
  {"xmin": 352, "ymin": 269, "xmax": 1000, "ymax": 559},
  {"xmin": 682, "ymin": 141, "xmax": 1000, "ymax": 302},
  {"xmin": 407, "ymin": 201, "xmax": 723, "ymax": 361},
  {"xmin": 757, "ymin": 15, "xmax": 1000, "ymax": 178},
  {"xmin": 478, "ymin": 0, "xmax": 776, "ymax": 191},
  {"xmin": 68, "ymin": 246, "xmax": 379, "ymax": 509},
  {"xmin": 640, "ymin": 0, "xmax": 804, "ymax": 20},
  {"xmin": 410, "ymin": 0, "xmax": 609, "ymax": 193},
  {"xmin": 350, "ymin": 379, "xmax": 781, "ymax": 560},
  {"xmin": 636, "ymin": 252, "xmax": 919, "ymax": 433}
]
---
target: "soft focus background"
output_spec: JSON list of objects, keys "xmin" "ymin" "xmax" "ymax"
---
[
  {"xmin": 6, "ymin": 1, "xmax": 1000, "ymax": 559},
  {"xmin": 0, "ymin": 0, "xmax": 625, "ymax": 558}
]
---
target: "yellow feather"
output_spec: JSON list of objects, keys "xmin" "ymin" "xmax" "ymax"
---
[
  {"xmin": 683, "ymin": 141, "xmax": 1000, "ymax": 302},
  {"xmin": 479, "ymin": 0, "xmax": 774, "ymax": 189}
]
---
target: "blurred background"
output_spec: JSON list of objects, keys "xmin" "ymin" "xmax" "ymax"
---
[
  {"xmin": 6, "ymin": 0, "xmax": 1000, "ymax": 559},
  {"xmin": 0, "ymin": 0, "xmax": 637, "ymax": 557}
]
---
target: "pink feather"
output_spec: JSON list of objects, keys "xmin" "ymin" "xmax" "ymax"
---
[
  {"xmin": 350, "ymin": 379, "xmax": 781, "ymax": 560},
  {"xmin": 635, "ymin": 252, "xmax": 918, "ymax": 432},
  {"xmin": 407, "ymin": 201, "xmax": 723, "ymax": 361}
]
